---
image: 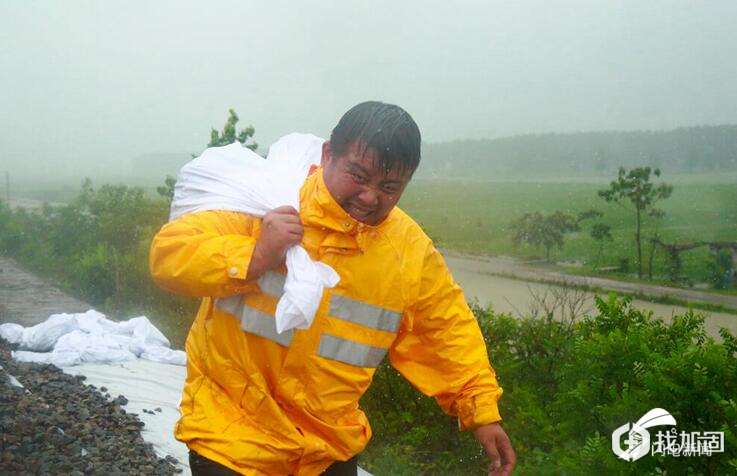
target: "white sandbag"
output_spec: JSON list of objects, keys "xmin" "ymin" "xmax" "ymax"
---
[
  {"xmin": 13, "ymin": 350, "xmax": 82, "ymax": 367},
  {"xmin": 55, "ymin": 330, "xmax": 137, "ymax": 364},
  {"xmin": 169, "ymin": 133, "xmax": 325, "ymax": 222},
  {"xmin": 108, "ymin": 334, "xmax": 146, "ymax": 357},
  {"xmin": 0, "ymin": 323, "xmax": 24, "ymax": 344},
  {"xmin": 140, "ymin": 345, "xmax": 187, "ymax": 366},
  {"xmin": 80, "ymin": 347, "xmax": 137, "ymax": 364},
  {"xmin": 114, "ymin": 316, "xmax": 171, "ymax": 348},
  {"xmin": 8, "ymin": 311, "xmax": 185, "ymax": 367},
  {"xmin": 20, "ymin": 313, "xmax": 79, "ymax": 352},
  {"xmin": 169, "ymin": 133, "xmax": 340, "ymax": 333},
  {"xmin": 74, "ymin": 309, "xmax": 112, "ymax": 334}
]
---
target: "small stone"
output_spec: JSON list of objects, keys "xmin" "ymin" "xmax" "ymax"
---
[{"xmin": 0, "ymin": 338, "xmax": 178, "ymax": 475}]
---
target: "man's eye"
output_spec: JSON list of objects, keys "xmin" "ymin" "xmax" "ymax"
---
[
  {"xmin": 382, "ymin": 185, "xmax": 399, "ymax": 194},
  {"xmin": 350, "ymin": 173, "xmax": 367, "ymax": 183}
]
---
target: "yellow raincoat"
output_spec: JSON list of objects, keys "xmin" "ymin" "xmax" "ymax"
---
[{"xmin": 149, "ymin": 168, "xmax": 503, "ymax": 475}]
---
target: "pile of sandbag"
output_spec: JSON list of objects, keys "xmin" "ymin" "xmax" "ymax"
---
[{"xmin": 0, "ymin": 310, "xmax": 186, "ymax": 367}]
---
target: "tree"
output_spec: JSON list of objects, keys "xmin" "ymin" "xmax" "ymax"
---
[
  {"xmin": 208, "ymin": 108, "xmax": 258, "ymax": 151},
  {"xmin": 157, "ymin": 108, "xmax": 258, "ymax": 206},
  {"xmin": 646, "ymin": 208, "xmax": 666, "ymax": 280},
  {"xmin": 598, "ymin": 167, "xmax": 672, "ymax": 278},
  {"xmin": 576, "ymin": 209, "xmax": 603, "ymax": 223},
  {"xmin": 590, "ymin": 223, "xmax": 612, "ymax": 268},
  {"xmin": 157, "ymin": 176, "xmax": 176, "ymax": 203},
  {"xmin": 511, "ymin": 211, "xmax": 579, "ymax": 262}
]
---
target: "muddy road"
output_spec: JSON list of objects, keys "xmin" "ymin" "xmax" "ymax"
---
[{"xmin": 0, "ymin": 257, "xmax": 90, "ymax": 327}]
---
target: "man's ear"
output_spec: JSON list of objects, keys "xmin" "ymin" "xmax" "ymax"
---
[{"xmin": 321, "ymin": 141, "xmax": 332, "ymax": 168}]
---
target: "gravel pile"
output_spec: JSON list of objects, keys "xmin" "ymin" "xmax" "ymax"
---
[{"xmin": 0, "ymin": 338, "xmax": 181, "ymax": 475}]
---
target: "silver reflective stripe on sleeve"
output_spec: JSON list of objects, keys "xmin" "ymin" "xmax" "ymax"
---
[
  {"xmin": 258, "ymin": 271, "xmax": 285, "ymax": 298},
  {"xmin": 317, "ymin": 334, "xmax": 388, "ymax": 368},
  {"xmin": 329, "ymin": 294, "xmax": 402, "ymax": 333},
  {"xmin": 215, "ymin": 296, "xmax": 293, "ymax": 347}
]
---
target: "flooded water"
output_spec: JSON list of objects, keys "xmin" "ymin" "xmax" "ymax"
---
[{"xmin": 445, "ymin": 256, "xmax": 737, "ymax": 339}]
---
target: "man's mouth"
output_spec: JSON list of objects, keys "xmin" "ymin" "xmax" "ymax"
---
[{"xmin": 348, "ymin": 203, "xmax": 375, "ymax": 219}]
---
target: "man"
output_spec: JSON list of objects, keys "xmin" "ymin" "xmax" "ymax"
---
[{"xmin": 150, "ymin": 101, "xmax": 515, "ymax": 475}]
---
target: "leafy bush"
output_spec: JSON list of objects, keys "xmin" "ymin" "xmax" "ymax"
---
[{"xmin": 362, "ymin": 295, "xmax": 737, "ymax": 475}]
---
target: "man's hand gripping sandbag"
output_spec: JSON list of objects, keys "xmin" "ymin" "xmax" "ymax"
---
[{"xmin": 169, "ymin": 133, "xmax": 340, "ymax": 333}]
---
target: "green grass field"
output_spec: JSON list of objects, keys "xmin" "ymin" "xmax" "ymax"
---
[
  {"xmin": 399, "ymin": 177, "xmax": 737, "ymax": 289},
  {"xmin": 7, "ymin": 173, "xmax": 736, "ymax": 291}
]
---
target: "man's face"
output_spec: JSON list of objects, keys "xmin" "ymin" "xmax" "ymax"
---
[{"xmin": 321, "ymin": 140, "xmax": 412, "ymax": 226}]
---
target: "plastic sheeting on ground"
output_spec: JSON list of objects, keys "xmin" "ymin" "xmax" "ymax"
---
[
  {"xmin": 0, "ymin": 310, "xmax": 186, "ymax": 367},
  {"xmin": 62, "ymin": 360, "xmax": 191, "ymax": 475},
  {"xmin": 169, "ymin": 133, "xmax": 340, "ymax": 333}
]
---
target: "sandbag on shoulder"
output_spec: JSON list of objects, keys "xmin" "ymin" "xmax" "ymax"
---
[{"xmin": 169, "ymin": 133, "xmax": 340, "ymax": 333}]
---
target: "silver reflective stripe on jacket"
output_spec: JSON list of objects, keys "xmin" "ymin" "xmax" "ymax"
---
[
  {"xmin": 329, "ymin": 294, "xmax": 402, "ymax": 333},
  {"xmin": 317, "ymin": 334, "xmax": 388, "ymax": 368},
  {"xmin": 258, "ymin": 271, "xmax": 285, "ymax": 298},
  {"xmin": 215, "ymin": 296, "xmax": 293, "ymax": 347}
]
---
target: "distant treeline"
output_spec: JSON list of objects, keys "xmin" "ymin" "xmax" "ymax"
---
[{"xmin": 417, "ymin": 125, "xmax": 737, "ymax": 180}]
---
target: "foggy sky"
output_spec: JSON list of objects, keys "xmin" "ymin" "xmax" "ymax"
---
[{"xmin": 2, "ymin": 0, "xmax": 737, "ymax": 181}]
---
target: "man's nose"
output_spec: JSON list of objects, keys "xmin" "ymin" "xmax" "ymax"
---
[{"xmin": 357, "ymin": 188, "xmax": 379, "ymax": 207}]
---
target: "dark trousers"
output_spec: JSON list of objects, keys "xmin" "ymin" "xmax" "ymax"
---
[{"xmin": 189, "ymin": 450, "xmax": 358, "ymax": 476}]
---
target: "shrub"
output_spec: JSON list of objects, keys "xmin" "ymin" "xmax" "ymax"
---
[{"xmin": 362, "ymin": 295, "xmax": 737, "ymax": 474}]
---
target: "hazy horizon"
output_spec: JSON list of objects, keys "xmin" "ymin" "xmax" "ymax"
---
[{"xmin": 2, "ymin": 0, "xmax": 737, "ymax": 181}]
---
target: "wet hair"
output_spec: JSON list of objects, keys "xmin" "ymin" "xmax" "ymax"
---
[{"xmin": 330, "ymin": 101, "xmax": 421, "ymax": 176}]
